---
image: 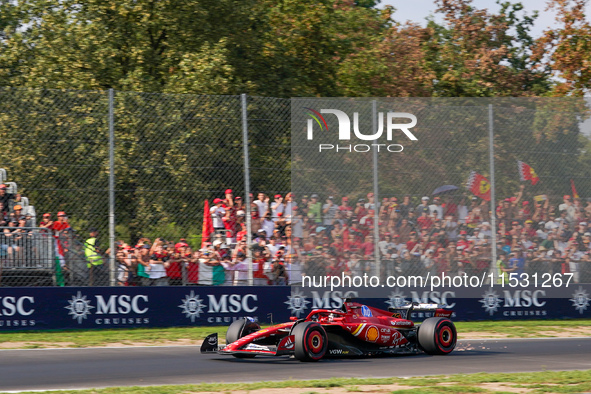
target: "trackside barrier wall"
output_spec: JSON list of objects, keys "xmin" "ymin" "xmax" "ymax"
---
[{"xmin": 0, "ymin": 285, "xmax": 589, "ymax": 331}]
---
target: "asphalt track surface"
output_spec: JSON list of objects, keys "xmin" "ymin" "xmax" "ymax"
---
[{"xmin": 1, "ymin": 338, "xmax": 590, "ymax": 392}]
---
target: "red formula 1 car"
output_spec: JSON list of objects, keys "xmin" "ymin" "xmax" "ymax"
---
[{"xmin": 201, "ymin": 299, "xmax": 457, "ymax": 361}]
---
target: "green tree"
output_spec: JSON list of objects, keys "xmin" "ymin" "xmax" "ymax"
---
[{"xmin": 422, "ymin": 0, "xmax": 551, "ymax": 97}]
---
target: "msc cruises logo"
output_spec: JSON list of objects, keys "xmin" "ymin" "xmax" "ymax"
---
[
  {"xmin": 285, "ymin": 288, "xmax": 310, "ymax": 318},
  {"xmin": 385, "ymin": 289, "xmax": 408, "ymax": 309},
  {"xmin": 179, "ymin": 291, "xmax": 206, "ymax": 322},
  {"xmin": 65, "ymin": 291, "xmax": 94, "ymax": 323},
  {"xmin": 480, "ymin": 290, "xmax": 503, "ymax": 316},
  {"xmin": 570, "ymin": 287, "xmax": 590, "ymax": 314}
]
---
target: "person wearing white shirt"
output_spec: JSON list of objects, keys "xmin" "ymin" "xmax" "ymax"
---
[
  {"xmin": 266, "ymin": 237, "xmax": 280, "ymax": 256},
  {"xmin": 254, "ymin": 193, "xmax": 269, "ymax": 219},
  {"xmin": 429, "ymin": 197, "xmax": 443, "ymax": 219},
  {"xmin": 271, "ymin": 194, "xmax": 284, "ymax": 221},
  {"xmin": 210, "ymin": 198, "xmax": 226, "ymax": 229},
  {"xmin": 457, "ymin": 198, "xmax": 469, "ymax": 223},
  {"xmin": 262, "ymin": 214, "xmax": 275, "ymax": 237},
  {"xmin": 233, "ymin": 252, "xmax": 251, "ymax": 285}
]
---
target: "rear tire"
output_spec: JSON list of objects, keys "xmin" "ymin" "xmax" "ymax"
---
[
  {"xmin": 226, "ymin": 318, "xmax": 260, "ymax": 358},
  {"xmin": 293, "ymin": 321, "xmax": 327, "ymax": 362},
  {"xmin": 417, "ymin": 317, "xmax": 456, "ymax": 355}
]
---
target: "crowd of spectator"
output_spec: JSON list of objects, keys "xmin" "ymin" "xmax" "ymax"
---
[
  {"xmin": 193, "ymin": 185, "xmax": 591, "ymax": 285},
  {"xmin": 4, "ymin": 181, "xmax": 591, "ymax": 286}
]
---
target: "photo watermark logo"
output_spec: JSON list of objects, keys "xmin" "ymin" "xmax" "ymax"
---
[{"xmin": 304, "ymin": 107, "xmax": 417, "ymax": 153}]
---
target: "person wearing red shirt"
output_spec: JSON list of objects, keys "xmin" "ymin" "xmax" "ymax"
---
[
  {"xmin": 443, "ymin": 196, "xmax": 457, "ymax": 217},
  {"xmin": 330, "ymin": 235, "xmax": 345, "ymax": 255},
  {"xmin": 339, "ymin": 197, "xmax": 353, "ymax": 212},
  {"xmin": 347, "ymin": 220, "xmax": 365, "ymax": 242},
  {"xmin": 344, "ymin": 234, "xmax": 361, "ymax": 254},
  {"xmin": 520, "ymin": 201, "xmax": 532, "ymax": 219},
  {"xmin": 406, "ymin": 233, "xmax": 419, "ymax": 252},
  {"xmin": 355, "ymin": 199, "xmax": 368, "ymax": 220},
  {"xmin": 456, "ymin": 231, "xmax": 471, "ymax": 250},
  {"xmin": 252, "ymin": 249, "xmax": 269, "ymax": 285},
  {"xmin": 166, "ymin": 242, "xmax": 189, "ymax": 286},
  {"xmin": 360, "ymin": 235, "xmax": 374, "ymax": 258},
  {"xmin": 359, "ymin": 210, "xmax": 375, "ymax": 236},
  {"xmin": 417, "ymin": 211, "xmax": 433, "ymax": 231},
  {"xmin": 52, "ymin": 211, "xmax": 71, "ymax": 234},
  {"xmin": 326, "ymin": 257, "xmax": 345, "ymax": 277}
]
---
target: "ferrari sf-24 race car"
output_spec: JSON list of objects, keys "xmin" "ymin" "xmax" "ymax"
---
[{"xmin": 201, "ymin": 299, "xmax": 457, "ymax": 361}]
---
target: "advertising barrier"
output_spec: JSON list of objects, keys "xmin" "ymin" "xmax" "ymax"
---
[{"xmin": 0, "ymin": 285, "xmax": 589, "ymax": 331}]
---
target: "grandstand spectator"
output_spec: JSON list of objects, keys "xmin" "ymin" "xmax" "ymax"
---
[
  {"xmin": 339, "ymin": 196, "xmax": 352, "ymax": 213},
  {"xmin": 271, "ymin": 194, "xmax": 284, "ymax": 221},
  {"xmin": 233, "ymin": 251, "xmax": 250, "ymax": 284},
  {"xmin": 52, "ymin": 211, "xmax": 71, "ymax": 234},
  {"xmin": 429, "ymin": 197, "xmax": 443, "ymax": 219},
  {"xmin": 261, "ymin": 212, "xmax": 275, "ymax": 238},
  {"xmin": 2, "ymin": 220, "xmax": 20, "ymax": 264},
  {"xmin": 166, "ymin": 240, "xmax": 189, "ymax": 286},
  {"xmin": 254, "ymin": 193, "xmax": 269, "ymax": 221},
  {"xmin": 0, "ymin": 184, "xmax": 14, "ymax": 214},
  {"xmin": 210, "ymin": 198, "xmax": 226, "ymax": 232},
  {"xmin": 416, "ymin": 196, "xmax": 430, "ymax": 216},
  {"xmin": 0, "ymin": 202, "xmax": 7, "ymax": 226},
  {"xmin": 559, "ymin": 195, "xmax": 576, "ymax": 223},
  {"xmin": 223, "ymin": 192, "xmax": 238, "ymax": 243},
  {"xmin": 307, "ymin": 194, "xmax": 322, "ymax": 223},
  {"xmin": 148, "ymin": 243, "xmax": 170, "ymax": 286},
  {"xmin": 12, "ymin": 204, "xmax": 23, "ymax": 220},
  {"xmin": 322, "ymin": 196, "xmax": 338, "ymax": 231}
]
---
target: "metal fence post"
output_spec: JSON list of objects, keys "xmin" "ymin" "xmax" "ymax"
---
[
  {"xmin": 488, "ymin": 103, "xmax": 497, "ymax": 284},
  {"xmin": 372, "ymin": 100, "xmax": 380, "ymax": 277},
  {"xmin": 108, "ymin": 88, "xmax": 116, "ymax": 286},
  {"xmin": 241, "ymin": 94, "xmax": 254, "ymax": 286}
]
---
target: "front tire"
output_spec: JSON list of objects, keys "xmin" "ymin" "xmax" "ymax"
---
[
  {"xmin": 417, "ymin": 317, "xmax": 456, "ymax": 355},
  {"xmin": 293, "ymin": 321, "xmax": 328, "ymax": 362},
  {"xmin": 226, "ymin": 318, "xmax": 260, "ymax": 358}
]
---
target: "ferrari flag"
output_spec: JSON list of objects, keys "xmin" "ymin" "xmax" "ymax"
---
[
  {"xmin": 201, "ymin": 199, "xmax": 214, "ymax": 248},
  {"xmin": 518, "ymin": 160, "xmax": 539, "ymax": 185},
  {"xmin": 466, "ymin": 171, "xmax": 491, "ymax": 201},
  {"xmin": 571, "ymin": 179, "xmax": 580, "ymax": 199}
]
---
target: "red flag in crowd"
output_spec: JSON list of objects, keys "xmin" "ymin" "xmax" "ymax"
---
[
  {"xmin": 571, "ymin": 179, "xmax": 580, "ymax": 199},
  {"xmin": 202, "ymin": 199, "xmax": 214, "ymax": 248},
  {"xmin": 517, "ymin": 160, "xmax": 539, "ymax": 186},
  {"xmin": 466, "ymin": 171, "xmax": 491, "ymax": 201}
]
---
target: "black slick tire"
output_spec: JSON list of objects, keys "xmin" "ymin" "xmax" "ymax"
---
[
  {"xmin": 417, "ymin": 317, "xmax": 457, "ymax": 355},
  {"xmin": 292, "ymin": 321, "xmax": 328, "ymax": 362},
  {"xmin": 226, "ymin": 318, "xmax": 260, "ymax": 358}
]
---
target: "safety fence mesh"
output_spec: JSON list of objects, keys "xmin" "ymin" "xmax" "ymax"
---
[{"xmin": 0, "ymin": 91, "xmax": 590, "ymax": 286}]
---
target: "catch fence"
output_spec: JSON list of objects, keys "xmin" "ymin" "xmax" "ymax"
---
[{"xmin": 0, "ymin": 89, "xmax": 590, "ymax": 286}]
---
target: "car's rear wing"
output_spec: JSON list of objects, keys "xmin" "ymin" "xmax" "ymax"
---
[{"xmin": 388, "ymin": 302, "xmax": 453, "ymax": 320}]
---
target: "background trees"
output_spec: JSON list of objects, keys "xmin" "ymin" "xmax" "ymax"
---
[{"xmin": 0, "ymin": 0, "xmax": 589, "ymax": 243}]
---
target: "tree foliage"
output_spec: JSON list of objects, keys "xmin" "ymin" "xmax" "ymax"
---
[
  {"xmin": 1, "ymin": 0, "xmax": 591, "ymax": 242},
  {"xmin": 0, "ymin": 0, "xmax": 563, "ymax": 97}
]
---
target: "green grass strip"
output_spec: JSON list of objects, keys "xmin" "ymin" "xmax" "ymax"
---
[{"xmin": 6, "ymin": 370, "xmax": 591, "ymax": 394}]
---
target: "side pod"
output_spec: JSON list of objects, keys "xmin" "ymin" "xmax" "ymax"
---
[{"xmin": 201, "ymin": 333, "xmax": 219, "ymax": 353}]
